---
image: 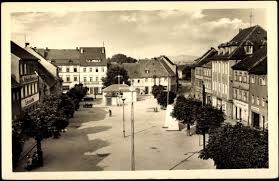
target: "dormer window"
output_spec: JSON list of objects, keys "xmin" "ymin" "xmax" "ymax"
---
[
  {"xmin": 244, "ymin": 46, "xmax": 253, "ymax": 54},
  {"xmin": 145, "ymin": 69, "xmax": 149, "ymax": 74}
]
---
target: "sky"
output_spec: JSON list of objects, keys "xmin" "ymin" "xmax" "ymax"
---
[{"xmin": 11, "ymin": 9, "xmax": 266, "ymax": 59}]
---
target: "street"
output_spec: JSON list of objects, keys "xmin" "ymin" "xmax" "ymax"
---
[{"xmin": 15, "ymin": 95, "xmax": 214, "ymax": 171}]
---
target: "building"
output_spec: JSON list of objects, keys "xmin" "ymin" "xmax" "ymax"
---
[
  {"xmin": 209, "ymin": 25, "xmax": 267, "ymax": 118},
  {"xmin": 11, "ymin": 77, "xmax": 22, "ymax": 121},
  {"xmin": 231, "ymin": 44, "xmax": 267, "ymax": 125},
  {"xmin": 248, "ymin": 52, "xmax": 267, "ymax": 129},
  {"xmin": 37, "ymin": 47, "xmax": 107, "ymax": 95},
  {"xmin": 192, "ymin": 47, "xmax": 217, "ymax": 104},
  {"xmin": 118, "ymin": 56, "xmax": 177, "ymax": 95},
  {"xmin": 11, "ymin": 41, "xmax": 40, "ymax": 113},
  {"xmin": 102, "ymin": 84, "xmax": 137, "ymax": 106},
  {"xmin": 25, "ymin": 46, "xmax": 63, "ymax": 98}
]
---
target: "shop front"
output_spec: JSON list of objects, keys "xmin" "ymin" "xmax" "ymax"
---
[{"xmin": 233, "ymin": 99, "xmax": 249, "ymax": 125}]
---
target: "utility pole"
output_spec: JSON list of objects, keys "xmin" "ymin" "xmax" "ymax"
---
[
  {"xmin": 131, "ymin": 83, "xmax": 135, "ymax": 170},
  {"xmin": 250, "ymin": 9, "xmax": 253, "ymax": 27},
  {"xmin": 122, "ymin": 98, "xmax": 126, "ymax": 137}
]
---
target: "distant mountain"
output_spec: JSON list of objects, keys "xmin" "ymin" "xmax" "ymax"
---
[{"xmin": 167, "ymin": 55, "xmax": 198, "ymax": 65}]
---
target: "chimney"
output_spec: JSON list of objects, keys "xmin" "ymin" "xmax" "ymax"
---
[
  {"xmin": 80, "ymin": 48, "xmax": 84, "ymax": 54},
  {"xmin": 76, "ymin": 47, "xmax": 79, "ymax": 51},
  {"xmin": 239, "ymin": 28, "xmax": 242, "ymax": 32},
  {"xmin": 25, "ymin": 42, "xmax": 30, "ymax": 47}
]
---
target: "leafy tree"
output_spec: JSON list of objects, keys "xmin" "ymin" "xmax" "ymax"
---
[
  {"xmin": 109, "ymin": 54, "xmax": 137, "ymax": 64},
  {"xmin": 195, "ymin": 105, "xmax": 225, "ymax": 149},
  {"xmin": 171, "ymin": 96, "xmax": 202, "ymax": 136},
  {"xmin": 182, "ymin": 65, "xmax": 192, "ymax": 81},
  {"xmin": 199, "ymin": 123, "xmax": 268, "ymax": 169},
  {"xmin": 102, "ymin": 66, "xmax": 131, "ymax": 87},
  {"xmin": 156, "ymin": 91, "xmax": 176, "ymax": 108},
  {"xmin": 151, "ymin": 85, "xmax": 165, "ymax": 99},
  {"xmin": 12, "ymin": 119, "xmax": 25, "ymax": 168}
]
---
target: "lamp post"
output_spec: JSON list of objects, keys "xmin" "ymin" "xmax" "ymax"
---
[
  {"xmin": 131, "ymin": 82, "xmax": 135, "ymax": 170},
  {"xmin": 122, "ymin": 97, "xmax": 126, "ymax": 137}
]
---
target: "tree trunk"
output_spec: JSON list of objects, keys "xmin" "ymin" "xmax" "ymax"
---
[
  {"xmin": 187, "ymin": 123, "xmax": 191, "ymax": 136},
  {"xmin": 203, "ymin": 131, "xmax": 206, "ymax": 150},
  {"xmin": 36, "ymin": 138, "xmax": 43, "ymax": 166}
]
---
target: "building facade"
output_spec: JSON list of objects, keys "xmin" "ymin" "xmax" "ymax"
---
[
  {"xmin": 231, "ymin": 45, "xmax": 267, "ymax": 125},
  {"xmin": 119, "ymin": 56, "xmax": 178, "ymax": 95},
  {"xmin": 11, "ymin": 41, "xmax": 40, "ymax": 113},
  {"xmin": 192, "ymin": 47, "xmax": 217, "ymax": 104},
  {"xmin": 37, "ymin": 47, "xmax": 107, "ymax": 96},
  {"xmin": 210, "ymin": 25, "xmax": 267, "ymax": 118},
  {"xmin": 248, "ymin": 57, "xmax": 267, "ymax": 129}
]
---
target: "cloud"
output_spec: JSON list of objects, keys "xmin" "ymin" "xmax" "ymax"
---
[{"xmin": 10, "ymin": 9, "xmax": 264, "ymax": 58}]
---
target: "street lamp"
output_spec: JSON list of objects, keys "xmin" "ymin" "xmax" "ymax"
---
[
  {"xmin": 130, "ymin": 81, "xmax": 135, "ymax": 170},
  {"xmin": 115, "ymin": 75, "xmax": 123, "ymax": 106},
  {"xmin": 122, "ymin": 97, "xmax": 126, "ymax": 137}
]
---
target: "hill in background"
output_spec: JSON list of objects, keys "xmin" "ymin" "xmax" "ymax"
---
[{"xmin": 168, "ymin": 54, "xmax": 198, "ymax": 65}]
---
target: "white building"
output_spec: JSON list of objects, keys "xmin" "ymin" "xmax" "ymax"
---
[
  {"xmin": 118, "ymin": 56, "xmax": 178, "ymax": 95},
  {"xmin": 37, "ymin": 47, "xmax": 107, "ymax": 95}
]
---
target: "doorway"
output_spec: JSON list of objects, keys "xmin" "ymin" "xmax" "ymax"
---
[{"xmin": 252, "ymin": 112, "xmax": 260, "ymax": 128}]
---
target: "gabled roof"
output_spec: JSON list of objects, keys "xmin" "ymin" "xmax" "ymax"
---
[
  {"xmin": 194, "ymin": 47, "xmax": 217, "ymax": 67},
  {"xmin": 11, "ymin": 41, "xmax": 38, "ymax": 60},
  {"xmin": 210, "ymin": 25, "xmax": 267, "ymax": 61},
  {"xmin": 37, "ymin": 63, "xmax": 58, "ymax": 88},
  {"xmin": 232, "ymin": 45, "xmax": 267, "ymax": 71},
  {"xmin": 79, "ymin": 47, "xmax": 107, "ymax": 66},
  {"xmin": 37, "ymin": 47, "xmax": 107, "ymax": 66},
  {"xmin": 11, "ymin": 76, "xmax": 21, "ymax": 89},
  {"xmin": 157, "ymin": 58, "xmax": 176, "ymax": 76},
  {"xmin": 102, "ymin": 84, "xmax": 131, "ymax": 92},
  {"xmin": 248, "ymin": 57, "xmax": 267, "ymax": 75},
  {"xmin": 117, "ymin": 58, "xmax": 175, "ymax": 79}
]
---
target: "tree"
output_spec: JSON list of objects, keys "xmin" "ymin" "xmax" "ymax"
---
[
  {"xmin": 102, "ymin": 66, "xmax": 131, "ymax": 87},
  {"xmin": 109, "ymin": 54, "xmax": 137, "ymax": 64},
  {"xmin": 199, "ymin": 123, "xmax": 268, "ymax": 169},
  {"xmin": 151, "ymin": 85, "xmax": 165, "ymax": 99},
  {"xmin": 171, "ymin": 96, "xmax": 202, "ymax": 136},
  {"xmin": 156, "ymin": 91, "xmax": 176, "ymax": 108},
  {"xmin": 182, "ymin": 65, "xmax": 192, "ymax": 81},
  {"xmin": 12, "ymin": 119, "xmax": 24, "ymax": 168},
  {"xmin": 195, "ymin": 105, "xmax": 225, "ymax": 149}
]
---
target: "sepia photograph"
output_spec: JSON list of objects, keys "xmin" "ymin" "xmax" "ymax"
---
[{"xmin": 1, "ymin": 1, "xmax": 278, "ymax": 179}]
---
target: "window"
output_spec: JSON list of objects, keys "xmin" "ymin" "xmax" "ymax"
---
[
  {"xmin": 21, "ymin": 88, "xmax": 24, "ymax": 98},
  {"xmin": 25, "ymin": 85, "xmax": 28, "ymax": 97},
  {"xmin": 16, "ymin": 91, "xmax": 19, "ymax": 100},
  {"xmin": 145, "ymin": 69, "xmax": 149, "ymax": 74},
  {"xmin": 83, "ymin": 77, "xmax": 87, "ymax": 82},
  {"xmin": 234, "ymin": 71, "xmax": 237, "ymax": 81},
  {"xmin": 31, "ymin": 83, "xmax": 34, "ymax": 95},
  {"xmin": 66, "ymin": 76, "xmax": 70, "ymax": 82},
  {"xmin": 58, "ymin": 67, "xmax": 62, "ymax": 72},
  {"xmin": 244, "ymin": 46, "xmax": 253, "ymax": 54},
  {"xmin": 90, "ymin": 77, "xmax": 93, "ymax": 82},
  {"xmin": 145, "ymin": 78, "xmax": 148, "ymax": 82},
  {"xmin": 20, "ymin": 64, "xmax": 23, "ymax": 75},
  {"xmin": 262, "ymin": 98, "xmax": 265, "ymax": 107},
  {"xmin": 251, "ymin": 75, "xmax": 255, "ymax": 83},
  {"xmin": 83, "ymin": 68, "xmax": 86, "ymax": 72},
  {"xmin": 96, "ymin": 77, "xmax": 99, "ymax": 81},
  {"xmin": 96, "ymin": 68, "xmax": 98, "ymax": 72},
  {"xmin": 252, "ymin": 95, "xmax": 255, "ymax": 104},
  {"xmin": 66, "ymin": 67, "xmax": 70, "ymax": 72},
  {"xmin": 28, "ymin": 84, "xmax": 31, "ymax": 96},
  {"xmin": 102, "ymin": 67, "xmax": 104, "ymax": 72},
  {"xmin": 74, "ymin": 76, "xmax": 78, "ymax": 81},
  {"xmin": 24, "ymin": 64, "xmax": 27, "ymax": 74},
  {"xmin": 233, "ymin": 88, "xmax": 237, "ymax": 98},
  {"xmin": 224, "ymin": 84, "xmax": 227, "ymax": 94},
  {"xmin": 259, "ymin": 77, "xmax": 266, "ymax": 85},
  {"xmin": 256, "ymin": 97, "xmax": 260, "ymax": 105},
  {"xmin": 12, "ymin": 93, "xmax": 16, "ymax": 101},
  {"xmin": 239, "ymin": 72, "xmax": 242, "ymax": 82},
  {"xmin": 35, "ymin": 83, "xmax": 37, "ymax": 93},
  {"xmin": 243, "ymin": 73, "xmax": 247, "ymax": 82},
  {"xmin": 90, "ymin": 68, "xmax": 92, "ymax": 72},
  {"xmin": 74, "ymin": 67, "xmax": 77, "ymax": 72},
  {"xmin": 138, "ymin": 80, "xmax": 140, "ymax": 83}
]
